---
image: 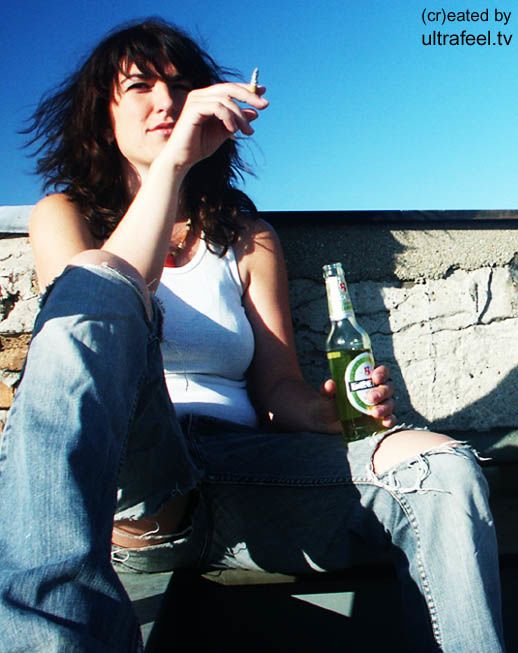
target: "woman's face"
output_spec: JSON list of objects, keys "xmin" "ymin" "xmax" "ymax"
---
[{"xmin": 109, "ymin": 61, "xmax": 192, "ymax": 180}]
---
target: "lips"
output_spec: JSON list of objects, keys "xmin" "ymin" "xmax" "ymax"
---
[{"xmin": 148, "ymin": 122, "xmax": 175, "ymax": 132}]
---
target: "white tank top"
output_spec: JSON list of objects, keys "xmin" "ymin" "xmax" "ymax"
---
[{"xmin": 156, "ymin": 237, "xmax": 257, "ymax": 427}]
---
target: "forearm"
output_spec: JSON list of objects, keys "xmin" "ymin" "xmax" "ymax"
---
[
  {"xmin": 102, "ymin": 82, "xmax": 267, "ymax": 289},
  {"xmin": 260, "ymin": 377, "xmax": 340, "ymax": 434},
  {"xmin": 266, "ymin": 367, "xmax": 398, "ymax": 433},
  {"xmin": 101, "ymin": 159, "xmax": 186, "ymax": 289}
]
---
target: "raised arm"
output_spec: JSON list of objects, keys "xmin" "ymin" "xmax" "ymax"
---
[{"xmin": 30, "ymin": 81, "xmax": 268, "ymax": 290}]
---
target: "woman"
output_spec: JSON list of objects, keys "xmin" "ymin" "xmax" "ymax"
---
[{"xmin": 0, "ymin": 19, "xmax": 505, "ymax": 653}]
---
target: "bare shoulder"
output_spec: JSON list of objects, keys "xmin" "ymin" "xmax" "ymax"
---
[
  {"xmin": 30, "ymin": 193, "xmax": 92, "ymax": 238},
  {"xmin": 235, "ymin": 216, "xmax": 279, "ymax": 246},
  {"xmin": 234, "ymin": 217, "xmax": 283, "ymax": 266},
  {"xmin": 30, "ymin": 193, "xmax": 99, "ymax": 289},
  {"xmin": 234, "ymin": 216, "xmax": 287, "ymax": 294}
]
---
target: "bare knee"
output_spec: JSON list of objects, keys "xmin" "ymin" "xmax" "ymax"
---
[
  {"xmin": 372, "ymin": 430, "xmax": 459, "ymax": 475},
  {"xmin": 68, "ymin": 250, "xmax": 152, "ymax": 319}
]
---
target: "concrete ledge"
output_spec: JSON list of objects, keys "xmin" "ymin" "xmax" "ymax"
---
[{"xmin": 0, "ymin": 205, "xmax": 32, "ymax": 234}]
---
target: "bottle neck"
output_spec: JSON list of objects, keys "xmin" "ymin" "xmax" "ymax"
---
[{"xmin": 325, "ymin": 274, "xmax": 355, "ymax": 322}]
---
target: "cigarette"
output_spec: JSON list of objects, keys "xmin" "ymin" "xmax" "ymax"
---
[{"xmin": 250, "ymin": 67, "xmax": 259, "ymax": 94}]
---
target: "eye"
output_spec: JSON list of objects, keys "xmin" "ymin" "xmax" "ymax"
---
[{"xmin": 126, "ymin": 81, "xmax": 152, "ymax": 92}]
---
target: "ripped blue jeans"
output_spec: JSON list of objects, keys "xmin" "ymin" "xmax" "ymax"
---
[
  {"xmin": 0, "ymin": 265, "xmax": 505, "ymax": 653},
  {"xmin": 0, "ymin": 265, "xmax": 202, "ymax": 652},
  {"xmin": 119, "ymin": 417, "xmax": 505, "ymax": 653}
]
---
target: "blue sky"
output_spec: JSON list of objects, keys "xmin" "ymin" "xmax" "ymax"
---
[{"xmin": 1, "ymin": 0, "xmax": 517, "ymax": 210}]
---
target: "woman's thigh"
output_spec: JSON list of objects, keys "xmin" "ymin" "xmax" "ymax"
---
[
  {"xmin": 191, "ymin": 420, "xmax": 481, "ymax": 574},
  {"xmin": 193, "ymin": 422, "xmax": 403, "ymax": 572}
]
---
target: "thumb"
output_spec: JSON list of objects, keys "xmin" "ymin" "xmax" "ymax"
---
[{"xmin": 320, "ymin": 379, "xmax": 336, "ymax": 398}]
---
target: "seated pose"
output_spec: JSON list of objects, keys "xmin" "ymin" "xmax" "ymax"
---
[{"xmin": 0, "ymin": 18, "xmax": 505, "ymax": 653}]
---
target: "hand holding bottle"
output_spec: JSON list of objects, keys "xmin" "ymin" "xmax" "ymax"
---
[
  {"xmin": 323, "ymin": 263, "xmax": 397, "ymax": 440},
  {"xmin": 320, "ymin": 365, "xmax": 397, "ymax": 429}
]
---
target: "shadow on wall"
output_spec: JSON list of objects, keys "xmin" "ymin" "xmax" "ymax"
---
[{"xmin": 276, "ymin": 222, "xmax": 517, "ymax": 439}]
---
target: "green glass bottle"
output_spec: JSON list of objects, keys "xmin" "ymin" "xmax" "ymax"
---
[{"xmin": 323, "ymin": 262, "xmax": 381, "ymax": 441}]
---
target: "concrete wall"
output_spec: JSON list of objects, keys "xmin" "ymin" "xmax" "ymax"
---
[
  {"xmin": 0, "ymin": 236, "xmax": 38, "ymax": 412},
  {"xmin": 1, "ymin": 210, "xmax": 517, "ymax": 439},
  {"xmin": 269, "ymin": 217, "xmax": 518, "ymax": 436}
]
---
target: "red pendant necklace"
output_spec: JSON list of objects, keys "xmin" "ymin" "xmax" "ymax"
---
[{"xmin": 164, "ymin": 219, "xmax": 192, "ymax": 268}]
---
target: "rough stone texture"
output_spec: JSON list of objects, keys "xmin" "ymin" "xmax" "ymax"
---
[
  {"xmin": 0, "ymin": 237, "xmax": 38, "ymax": 334},
  {"xmin": 0, "ymin": 382, "xmax": 13, "ymax": 409},
  {"xmin": 0, "ymin": 222, "xmax": 517, "ymax": 439},
  {"xmin": 290, "ymin": 268, "xmax": 517, "ymax": 431},
  {"xmin": 274, "ymin": 221, "xmax": 518, "ymax": 436},
  {"xmin": 0, "ymin": 236, "xmax": 37, "ymax": 425},
  {"xmin": 0, "ymin": 238, "xmax": 36, "ymax": 392},
  {"xmin": 0, "ymin": 333, "xmax": 32, "ymax": 372}
]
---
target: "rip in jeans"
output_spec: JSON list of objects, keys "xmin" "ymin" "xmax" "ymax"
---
[{"xmin": 366, "ymin": 437, "xmax": 489, "ymax": 495}]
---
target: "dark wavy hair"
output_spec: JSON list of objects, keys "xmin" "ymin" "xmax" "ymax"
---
[{"xmin": 23, "ymin": 18, "xmax": 257, "ymax": 251}]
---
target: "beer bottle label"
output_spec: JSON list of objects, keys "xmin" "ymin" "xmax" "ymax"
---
[
  {"xmin": 345, "ymin": 352, "xmax": 376, "ymax": 415},
  {"xmin": 325, "ymin": 276, "xmax": 354, "ymax": 321}
]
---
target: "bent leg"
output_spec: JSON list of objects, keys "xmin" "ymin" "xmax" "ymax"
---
[
  {"xmin": 191, "ymin": 421, "xmax": 504, "ymax": 653},
  {"xmin": 365, "ymin": 431, "xmax": 505, "ymax": 653},
  {"xmin": 0, "ymin": 261, "xmax": 197, "ymax": 652}
]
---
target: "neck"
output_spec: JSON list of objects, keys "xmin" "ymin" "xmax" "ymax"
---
[{"xmin": 121, "ymin": 159, "xmax": 147, "ymax": 199}]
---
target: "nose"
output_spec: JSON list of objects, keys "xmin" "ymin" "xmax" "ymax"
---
[{"xmin": 153, "ymin": 80, "xmax": 177, "ymax": 114}]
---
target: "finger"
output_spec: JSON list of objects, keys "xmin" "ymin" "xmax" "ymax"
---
[
  {"xmin": 368, "ymin": 382, "xmax": 394, "ymax": 405},
  {"xmin": 193, "ymin": 96, "xmax": 257, "ymax": 136},
  {"xmin": 219, "ymin": 100, "xmax": 257, "ymax": 135},
  {"xmin": 319, "ymin": 379, "xmax": 336, "ymax": 397},
  {"xmin": 228, "ymin": 111, "xmax": 259, "ymax": 141},
  {"xmin": 224, "ymin": 81, "xmax": 270, "ymax": 107},
  {"xmin": 195, "ymin": 82, "xmax": 269, "ymax": 109},
  {"xmin": 380, "ymin": 414, "xmax": 398, "ymax": 429},
  {"xmin": 369, "ymin": 399, "xmax": 396, "ymax": 419},
  {"xmin": 370, "ymin": 365, "xmax": 391, "ymax": 385},
  {"xmin": 212, "ymin": 103, "xmax": 241, "ymax": 134},
  {"xmin": 184, "ymin": 84, "xmax": 267, "ymax": 136},
  {"xmin": 242, "ymin": 108, "xmax": 259, "ymax": 122},
  {"xmin": 193, "ymin": 99, "xmax": 248, "ymax": 136},
  {"xmin": 249, "ymin": 84, "xmax": 267, "ymax": 98}
]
